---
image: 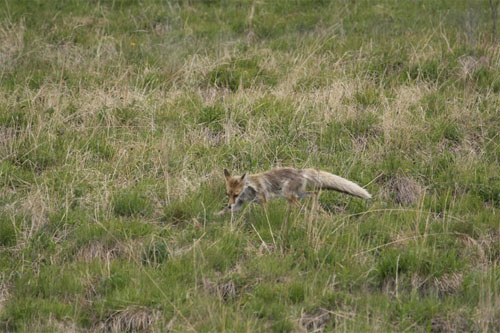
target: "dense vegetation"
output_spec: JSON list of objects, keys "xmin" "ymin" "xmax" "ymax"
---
[{"xmin": 1, "ymin": 0, "xmax": 500, "ymax": 331}]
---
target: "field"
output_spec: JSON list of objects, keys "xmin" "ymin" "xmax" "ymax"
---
[{"xmin": 1, "ymin": 0, "xmax": 500, "ymax": 331}]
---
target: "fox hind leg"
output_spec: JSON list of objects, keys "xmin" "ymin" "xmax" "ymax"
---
[
  {"xmin": 283, "ymin": 180, "xmax": 304, "ymax": 206},
  {"xmin": 286, "ymin": 193, "xmax": 300, "ymax": 206},
  {"xmin": 296, "ymin": 190, "xmax": 319, "ymax": 213},
  {"xmin": 297, "ymin": 191, "xmax": 317, "ymax": 198}
]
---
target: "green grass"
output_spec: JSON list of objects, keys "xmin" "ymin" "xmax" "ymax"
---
[{"xmin": 1, "ymin": 0, "xmax": 500, "ymax": 331}]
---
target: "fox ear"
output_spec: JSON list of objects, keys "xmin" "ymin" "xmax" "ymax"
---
[
  {"xmin": 224, "ymin": 169, "xmax": 231, "ymax": 179},
  {"xmin": 240, "ymin": 173, "xmax": 247, "ymax": 182}
]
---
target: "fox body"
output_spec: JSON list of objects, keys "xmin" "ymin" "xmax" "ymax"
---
[{"xmin": 218, "ymin": 168, "xmax": 371, "ymax": 215}]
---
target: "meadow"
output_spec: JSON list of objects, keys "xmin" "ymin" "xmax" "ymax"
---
[{"xmin": 1, "ymin": 0, "xmax": 500, "ymax": 331}]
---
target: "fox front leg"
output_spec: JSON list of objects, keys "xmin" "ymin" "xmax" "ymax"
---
[
  {"xmin": 215, "ymin": 208, "xmax": 229, "ymax": 216},
  {"xmin": 217, "ymin": 199, "xmax": 245, "ymax": 216},
  {"xmin": 257, "ymin": 193, "xmax": 267, "ymax": 209}
]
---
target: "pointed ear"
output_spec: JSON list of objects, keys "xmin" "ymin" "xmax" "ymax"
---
[
  {"xmin": 224, "ymin": 169, "xmax": 231, "ymax": 179},
  {"xmin": 240, "ymin": 173, "xmax": 247, "ymax": 182}
]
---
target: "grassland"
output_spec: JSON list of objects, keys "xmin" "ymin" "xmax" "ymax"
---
[{"xmin": 1, "ymin": 0, "xmax": 500, "ymax": 331}]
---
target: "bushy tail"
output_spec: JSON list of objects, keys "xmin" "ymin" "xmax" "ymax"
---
[{"xmin": 303, "ymin": 169, "xmax": 372, "ymax": 199}]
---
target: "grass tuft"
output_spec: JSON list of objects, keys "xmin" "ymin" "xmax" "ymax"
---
[{"xmin": 113, "ymin": 189, "xmax": 152, "ymax": 217}]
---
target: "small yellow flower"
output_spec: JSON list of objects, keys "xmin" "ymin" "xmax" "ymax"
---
[{"xmin": 130, "ymin": 42, "xmax": 136, "ymax": 46}]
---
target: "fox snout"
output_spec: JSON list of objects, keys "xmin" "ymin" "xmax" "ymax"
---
[
  {"xmin": 226, "ymin": 195, "xmax": 242, "ymax": 211},
  {"xmin": 226, "ymin": 192, "xmax": 238, "ymax": 207}
]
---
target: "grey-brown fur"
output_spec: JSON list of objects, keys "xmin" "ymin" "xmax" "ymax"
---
[{"xmin": 218, "ymin": 167, "xmax": 371, "ymax": 215}]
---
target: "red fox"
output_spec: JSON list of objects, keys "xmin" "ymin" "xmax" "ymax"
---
[{"xmin": 217, "ymin": 168, "xmax": 371, "ymax": 215}]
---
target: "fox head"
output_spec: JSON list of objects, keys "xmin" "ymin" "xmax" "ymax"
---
[{"xmin": 223, "ymin": 169, "xmax": 247, "ymax": 209}]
